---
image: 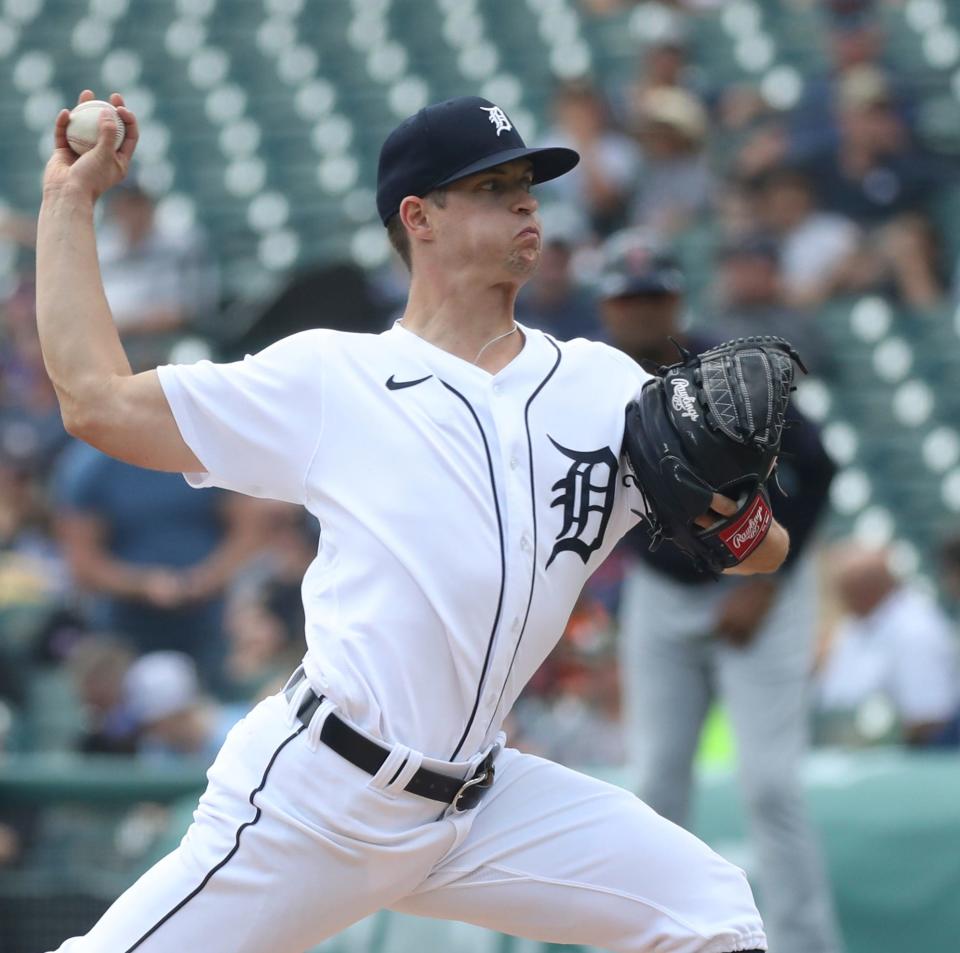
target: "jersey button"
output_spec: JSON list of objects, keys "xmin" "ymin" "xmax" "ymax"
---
[
  {"xmin": 520, "ymin": 536, "xmax": 532, "ymax": 552},
  {"xmin": 509, "ymin": 456, "xmax": 519, "ymax": 470},
  {"xmin": 492, "ymin": 382, "xmax": 502, "ymax": 394}
]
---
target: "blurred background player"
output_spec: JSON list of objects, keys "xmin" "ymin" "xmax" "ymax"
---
[{"xmin": 599, "ymin": 229, "xmax": 841, "ymax": 953}]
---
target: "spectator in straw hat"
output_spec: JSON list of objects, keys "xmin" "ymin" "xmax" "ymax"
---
[{"xmin": 631, "ymin": 87, "xmax": 713, "ymax": 238}]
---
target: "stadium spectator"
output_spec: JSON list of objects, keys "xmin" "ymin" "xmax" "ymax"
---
[
  {"xmin": 599, "ymin": 229, "xmax": 842, "ymax": 953},
  {"xmin": 97, "ymin": 182, "xmax": 218, "ymax": 370},
  {"xmin": 818, "ymin": 544, "xmax": 960, "ymax": 747},
  {"xmin": 67, "ymin": 633, "xmax": 138, "ymax": 755},
  {"xmin": 221, "ymin": 589, "xmax": 299, "ymax": 704},
  {"xmin": 539, "ymin": 79, "xmax": 640, "ymax": 236},
  {"xmin": 516, "ymin": 204, "xmax": 603, "ymax": 340},
  {"xmin": 123, "ymin": 651, "xmax": 247, "ymax": 762},
  {"xmin": 0, "ymin": 276, "xmax": 69, "ymax": 471},
  {"xmin": 939, "ymin": 531, "xmax": 960, "ymax": 613},
  {"xmin": 0, "ymin": 206, "xmax": 35, "ymax": 302},
  {"xmin": 52, "ymin": 440, "xmax": 267, "ymax": 691},
  {"xmin": 0, "ymin": 451, "xmax": 64, "ymax": 612},
  {"xmin": 758, "ymin": 167, "xmax": 860, "ymax": 310},
  {"xmin": 788, "ymin": 0, "xmax": 917, "ymax": 162},
  {"xmin": 630, "ymin": 86, "xmax": 713, "ymax": 238},
  {"xmin": 217, "ymin": 502, "xmax": 316, "ymax": 701},
  {"xmin": 622, "ymin": 8, "xmax": 695, "ymax": 108},
  {"xmin": 799, "ymin": 66, "xmax": 945, "ymax": 309},
  {"xmin": 507, "ymin": 593, "xmax": 624, "ymax": 767},
  {"xmin": 711, "ymin": 232, "xmax": 829, "ymax": 374}
]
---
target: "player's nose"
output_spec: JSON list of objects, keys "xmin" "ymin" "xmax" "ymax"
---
[{"xmin": 512, "ymin": 188, "xmax": 538, "ymax": 215}]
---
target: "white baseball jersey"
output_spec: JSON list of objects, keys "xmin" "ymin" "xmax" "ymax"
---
[
  {"xmin": 157, "ymin": 322, "xmax": 648, "ymax": 760},
  {"xmin": 58, "ymin": 323, "xmax": 767, "ymax": 953}
]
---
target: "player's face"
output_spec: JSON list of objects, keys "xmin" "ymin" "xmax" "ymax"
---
[{"xmin": 434, "ymin": 159, "xmax": 541, "ymax": 281}]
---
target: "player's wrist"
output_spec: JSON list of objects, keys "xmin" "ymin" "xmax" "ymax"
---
[
  {"xmin": 40, "ymin": 181, "xmax": 96, "ymax": 212},
  {"xmin": 726, "ymin": 520, "xmax": 789, "ymax": 575}
]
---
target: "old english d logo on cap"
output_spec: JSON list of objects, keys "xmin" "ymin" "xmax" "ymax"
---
[
  {"xmin": 481, "ymin": 105, "xmax": 513, "ymax": 136},
  {"xmin": 376, "ymin": 96, "xmax": 580, "ymax": 224}
]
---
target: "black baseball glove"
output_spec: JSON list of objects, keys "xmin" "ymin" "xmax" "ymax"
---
[{"xmin": 622, "ymin": 336, "xmax": 805, "ymax": 575}]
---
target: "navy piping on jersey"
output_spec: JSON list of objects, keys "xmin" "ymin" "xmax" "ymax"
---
[
  {"xmin": 441, "ymin": 380, "xmax": 507, "ymax": 762},
  {"xmin": 123, "ymin": 725, "xmax": 306, "ymax": 952},
  {"xmin": 481, "ymin": 336, "xmax": 562, "ymax": 742}
]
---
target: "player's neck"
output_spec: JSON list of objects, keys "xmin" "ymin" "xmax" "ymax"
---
[{"xmin": 400, "ymin": 275, "xmax": 524, "ymax": 373}]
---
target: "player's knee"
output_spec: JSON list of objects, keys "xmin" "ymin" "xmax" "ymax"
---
[{"xmin": 741, "ymin": 771, "xmax": 802, "ymax": 817}]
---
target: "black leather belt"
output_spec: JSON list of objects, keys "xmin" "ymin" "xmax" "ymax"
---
[{"xmin": 285, "ymin": 678, "xmax": 497, "ymax": 812}]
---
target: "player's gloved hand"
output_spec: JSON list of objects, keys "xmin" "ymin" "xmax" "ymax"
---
[
  {"xmin": 43, "ymin": 90, "xmax": 139, "ymax": 202},
  {"xmin": 623, "ymin": 336, "xmax": 804, "ymax": 576}
]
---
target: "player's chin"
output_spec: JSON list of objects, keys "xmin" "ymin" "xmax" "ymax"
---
[{"xmin": 505, "ymin": 244, "xmax": 541, "ymax": 277}]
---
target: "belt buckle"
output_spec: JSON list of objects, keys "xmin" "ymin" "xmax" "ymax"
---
[{"xmin": 452, "ymin": 749, "xmax": 497, "ymax": 813}]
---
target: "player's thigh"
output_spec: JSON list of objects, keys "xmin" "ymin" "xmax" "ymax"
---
[
  {"xmin": 392, "ymin": 749, "xmax": 767, "ymax": 953},
  {"xmin": 618, "ymin": 566, "xmax": 714, "ymax": 766},
  {"xmin": 718, "ymin": 557, "xmax": 818, "ymax": 773}
]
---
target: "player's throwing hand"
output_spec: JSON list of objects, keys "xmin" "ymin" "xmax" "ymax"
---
[{"xmin": 43, "ymin": 90, "xmax": 139, "ymax": 202}]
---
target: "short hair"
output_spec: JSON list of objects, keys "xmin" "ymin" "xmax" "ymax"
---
[{"xmin": 385, "ymin": 188, "xmax": 447, "ymax": 272}]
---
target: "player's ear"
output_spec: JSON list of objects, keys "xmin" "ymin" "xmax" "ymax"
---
[{"xmin": 399, "ymin": 195, "xmax": 435, "ymax": 244}]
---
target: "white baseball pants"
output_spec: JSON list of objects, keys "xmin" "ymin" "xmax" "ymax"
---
[{"xmin": 51, "ymin": 686, "xmax": 767, "ymax": 953}]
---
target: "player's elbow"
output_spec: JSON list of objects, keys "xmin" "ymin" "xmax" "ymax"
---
[
  {"xmin": 60, "ymin": 398, "xmax": 97, "ymax": 442},
  {"xmin": 55, "ymin": 374, "xmax": 109, "ymax": 441}
]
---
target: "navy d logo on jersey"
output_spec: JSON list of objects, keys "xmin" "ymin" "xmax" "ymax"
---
[{"xmin": 545, "ymin": 438, "xmax": 618, "ymax": 568}]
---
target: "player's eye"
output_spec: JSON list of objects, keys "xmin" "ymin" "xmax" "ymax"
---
[{"xmin": 479, "ymin": 179, "xmax": 499, "ymax": 191}]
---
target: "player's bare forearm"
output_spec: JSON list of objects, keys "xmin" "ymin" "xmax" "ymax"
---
[
  {"xmin": 36, "ymin": 91, "xmax": 203, "ymax": 474},
  {"xmin": 36, "ymin": 184, "xmax": 132, "ymax": 431},
  {"xmin": 723, "ymin": 519, "xmax": 790, "ymax": 575}
]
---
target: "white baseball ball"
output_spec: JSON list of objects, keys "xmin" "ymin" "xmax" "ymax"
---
[{"xmin": 66, "ymin": 99, "xmax": 125, "ymax": 156}]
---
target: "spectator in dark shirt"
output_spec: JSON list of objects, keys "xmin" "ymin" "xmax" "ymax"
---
[
  {"xmin": 801, "ymin": 66, "xmax": 945, "ymax": 309},
  {"xmin": 805, "ymin": 67, "xmax": 934, "ymax": 224},
  {"xmin": 53, "ymin": 440, "xmax": 266, "ymax": 691},
  {"xmin": 597, "ymin": 228, "xmax": 841, "ymax": 953},
  {"xmin": 788, "ymin": 0, "xmax": 916, "ymax": 161}
]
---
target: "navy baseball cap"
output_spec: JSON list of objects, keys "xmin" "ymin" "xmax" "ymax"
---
[
  {"xmin": 376, "ymin": 96, "xmax": 580, "ymax": 225},
  {"xmin": 598, "ymin": 229, "xmax": 684, "ymax": 299}
]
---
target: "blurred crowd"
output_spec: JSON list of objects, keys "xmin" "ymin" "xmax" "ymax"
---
[{"xmin": 2, "ymin": 0, "xmax": 960, "ymax": 888}]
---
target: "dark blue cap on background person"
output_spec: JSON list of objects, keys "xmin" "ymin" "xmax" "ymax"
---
[
  {"xmin": 376, "ymin": 96, "xmax": 580, "ymax": 225},
  {"xmin": 718, "ymin": 232, "xmax": 780, "ymax": 263},
  {"xmin": 826, "ymin": 0, "xmax": 876, "ymax": 29},
  {"xmin": 598, "ymin": 229, "xmax": 685, "ymax": 299}
]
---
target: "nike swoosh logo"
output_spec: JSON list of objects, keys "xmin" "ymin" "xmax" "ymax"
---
[{"xmin": 386, "ymin": 374, "xmax": 432, "ymax": 391}]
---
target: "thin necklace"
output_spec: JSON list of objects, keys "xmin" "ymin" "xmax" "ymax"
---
[{"xmin": 474, "ymin": 324, "xmax": 518, "ymax": 365}]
